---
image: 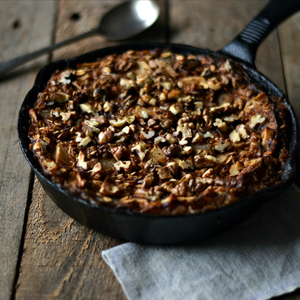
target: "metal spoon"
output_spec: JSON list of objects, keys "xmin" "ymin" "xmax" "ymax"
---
[{"xmin": 0, "ymin": 0, "xmax": 160, "ymax": 77}]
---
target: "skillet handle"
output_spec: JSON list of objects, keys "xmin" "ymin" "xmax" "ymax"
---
[{"xmin": 220, "ymin": 0, "xmax": 300, "ymax": 66}]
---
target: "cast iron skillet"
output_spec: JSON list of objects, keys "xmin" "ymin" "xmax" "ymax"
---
[{"xmin": 18, "ymin": 0, "xmax": 300, "ymax": 244}]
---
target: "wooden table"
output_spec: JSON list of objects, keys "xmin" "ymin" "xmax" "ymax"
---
[{"xmin": 1, "ymin": 1, "xmax": 300, "ymax": 299}]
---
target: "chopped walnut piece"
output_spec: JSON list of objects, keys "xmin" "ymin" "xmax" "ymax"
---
[
  {"xmin": 100, "ymin": 179, "xmax": 120, "ymax": 196},
  {"xmin": 55, "ymin": 143, "xmax": 70, "ymax": 165},
  {"xmin": 134, "ymin": 61, "xmax": 152, "ymax": 75},
  {"xmin": 262, "ymin": 127, "xmax": 274, "ymax": 147},
  {"xmin": 103, "ymin": 101, "xmax": 113, "ymax": 113},
  {"xmin": 120, "ymin": 78, "xmax": 135, "ymax": 88},
  {"xmin": 60, "ymin": 111, "xmax": 76, "ymax": 121},
  {"xmin": 39, "ymin": 157, "xmax": 57, "ymax": 172},
  {"xmin": 141, "ymin": 130, "xmax": 155, "ymax": 140},
  {"xmin": 109, "ymin": 118, "xmax": 127, "ymax": 128},
  {"xmin": 90, "ymin": 162, "xmax": 104, "ymax": 179},
  {"xmin": 124, "ymin": 115, "xmax": 135, "ymax": 124},
  {"xmin": 229, "ymin": 161, "xmax": 243, "ymax": 176},
  {"xmin": 183, "ymin": 146, "xmax": 192, "ymax": 155},
  {"xmin": 210, "ymin": 102, "xmax": 231, "ymax": 113},
  {"xmin": 176, "ymin": 123, "xmax": 192, "ymax": 139},
  {"xmin": 194, "ymin": 102, "xmax": 203, "ymax": 111},
  {"xmin": 161, "ymin": 119, "xmax": 173, "ymax": 129},
  {"xmin": 203, "ymin": 132, "xmax": 214, "ymax": 139},
  {"xmin": 154, "ymin": 136, "xmax": 166, "ymax": 144},
  {"xmin": 236, "ymin": 124, "xmax": 249, "ymax": 139},
  {"xmin": 98, "ymin": 129, "xmax": 114, "ymax": 144},
  {"xmin": 169, "ymin": 104, "xmax": 184, "ymax": 115},
  {"xmin": 96, "ymin": 116, "xmax": 108, "ymax": 125},
  {"xmin": 162, "ymin": 144, "xmax": 182, "ymax": 157},
  {"xmin": 111, "ymin": 146, "xmax": 125, "ymax": 161},
  {"xmin": 165, "ymin": 133, "xmax": 177, "ymax": 144},
  {"xmin": 244, "ymin": 157, "xmax": 263, "ymax": 168},
  {"xmin": 122, "ymin": 126, "xmax": 131, "ymax": 134},
  {"xmin": 181, "ymin": 76, "xmax": 208, "ymax": 88},
  {"xmin": 29, "ymin": 109, "xmax": 38, "ymax": 123},
  {"xmin": 80, "ymin": 103, "xmax": 95, "ymax": 114},
  {"xmin": 171, "ymin": 181, "xmax": 188, "ymax": 196},
  {"xmin": 229, "ymin": 130, "xmax": 241, "ymax": 143},
  {"xmin": 213, "ymin": 140, "xmax": 230, "ymax": 153},
  {"xmin": 250, "ymin": 114, "xmax": 266, "ymax": 128},
  {"xmin": 161, "ymin": 82, "xmax": 172, "ymax": 90},
  {"xmin": 135, "ymin": 106, "xmax": 150, "ymax": 119},
  {"xmin": 59, "ymin": 70, "xmax": 72, "ymax": 84},
  {"xmin": 50, "ymin": 92, "xmax": 70, "ymax": 102},
  {"xmin": 157, "ymin": 162, "xmax": 178, "ymax": 179},
  {"xmin": 150, "ymin": 146, "xmax": 166, "ymax": 164},
  {"xmin": 79, "ymin": 136, "xmax": 92, "ymax": 147},
  {"xmin": 168, "ymin": 89, "xmax": 182, "ymax": 100},
  {"xmin": 84, "ymin": 119, "xmax": 100, "ymax": 133},
  {"xmin": 142, "ymin": 173, "xmax": 155, "ymax": 188},
  {"xmin": 204, "ymin": 155, "xmax": 218, "ymax": 163},
  {"xmin": 132, "ymin": 142, "xmax": 148, "ymax": 161},
  {"xmin": 174, "ymin": 158, "xmax": 190, "ymax": 170},
  {"xmin": 213, "ymin": 118, "xmax": 227, "ymax": 132},
  {"xmin": 77, "ymin": 151, "xmax": 88, "ymax": 170},
  {"xmin": 191, "ymin": 133, "xmax": 202, "ymax": 144},
  {"xmin": 113, "ymin": 161, "xmax": 132, "ymax": 172},
  {"xmin": 224, "ymin": 115, "xmax": 238, "ymax": 122}
]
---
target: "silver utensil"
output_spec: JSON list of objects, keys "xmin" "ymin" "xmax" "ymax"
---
[{"xmin": 0, "ymin": 0, "xmax": 160, "ymax": 77}]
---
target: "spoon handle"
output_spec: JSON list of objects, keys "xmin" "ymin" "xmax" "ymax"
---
[{"xmin": 0, "ymin": 29, "xmax": 97, "ymax": 77}]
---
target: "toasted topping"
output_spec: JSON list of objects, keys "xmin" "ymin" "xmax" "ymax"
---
[
  {"xmin": 132, "ymin": 142, "xmax": 148, "ymax": 161},
  {"xmin": 80, "ymin": 103, "xmax": 95, "ymax": 114},
  {"xmin": 79, "ymin": 136, "xmax": 92, "ymax": 147},
  {"xmin": 113, "ymin": 161, "xmax": 132, "ymax": 171},
  {"xmin": 229, "ymin": 130, "xmax": 241, "ymax": 143},
  {"xmin": 98, "ymin": 129, "xmax": 114, "ymax": 144},
  {"xmin": 29, "ymin": 49, "xmax": 289, "ymax": 215},
  {"xmin": 213, "ymin": 118, "xmax": 227, "ymax": 132},
  {"xmin": 250, "ymin": 114, "xmax": 266, "ymax": 128},
  {"xmin": 77, "ymin": 151, "xmax": 87, "ymax": 170}
]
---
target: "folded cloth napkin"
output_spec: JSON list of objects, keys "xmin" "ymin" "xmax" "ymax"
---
[{"xmin": 102, "ymin": 184, "xmax": 300, "ymax": 300}]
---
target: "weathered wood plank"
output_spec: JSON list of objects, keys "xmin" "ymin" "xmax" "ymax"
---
[
  {"xmin": 170, "ymin": 2, "xmax": 300, "ymax": 299},
  {"xmin": 16, "ymin": 178, "xmax": 126, "ymax": 300},
  {"xmin": 278, "ymin": 12, "xmax": 300, "ymax": 121},
  {"xmin": 169, "ymin": 0, "xmax": 285, "ymax": 91},
  {"xmin": 52, "ymin": 0, "xmax": 166, "ymax": 62},
  {"xmin": 276, "ymin": 11, "xmax": 300, "ymax": 300},
  {"xmin": 15, "ymin": 1, "xmax": 166, "ymax": 299},
  {"xmin": 14, "ymin": 1, "xmax": 300, "ymax": 299},
  {"xmin": 0, "ymin": 2, "xmax": 56, "ymax": 300}
]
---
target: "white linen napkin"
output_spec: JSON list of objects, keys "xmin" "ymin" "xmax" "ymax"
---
[{"xmin": 102, "ymin": 184, "xmax": 300, "ymax": 300}]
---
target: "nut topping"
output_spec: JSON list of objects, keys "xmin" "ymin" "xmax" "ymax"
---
[{"xmin": 28, "ymin": 49, "xmax": 290, "ymax": 215}]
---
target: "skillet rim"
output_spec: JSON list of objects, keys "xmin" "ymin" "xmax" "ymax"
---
[{"xmin": 18, "ymin": 42, "xmax": 299, "ymax": 222}]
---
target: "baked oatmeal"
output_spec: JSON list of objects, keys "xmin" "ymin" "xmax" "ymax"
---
[{"xmin": 28, "ymin": 49, "xmax": 289, "ymax": 215}]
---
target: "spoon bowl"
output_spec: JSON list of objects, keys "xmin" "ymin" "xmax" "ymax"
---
[
  {"xmin": 99, "ymin": 0, "xmax": 160, "ymax": 40},
  {"xmin": 0, "ymin": 0, "xmax": 160, "ymax": 76}
]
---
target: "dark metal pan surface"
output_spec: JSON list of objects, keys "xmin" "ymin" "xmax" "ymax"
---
[{"xmin": 18, "ymin": 0, "xmax": 300, "ymax": 244}]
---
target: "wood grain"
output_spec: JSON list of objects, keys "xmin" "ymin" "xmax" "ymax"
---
[
  {"xmin": 278, "ymin": 12, "xmax": 300, "ymax": 120},
  {"xmin": 276, "ymin": 11, "xmax": 300, "ymax": 300},
  {"xmin": 52, "ymin": 0, "xmax": 166, "ymax": 62},
  {"xmin": 12, "ymin": 1, "xmax": 300, "ymax": 300},
  {"xmin": 15, "ymin": 178, "xmax": 126, "ymax": 300},
  {"xmin": 15, "ymin": 1, "xmax": 166, "ymax": 299},
  {"xmin": 169, "ymin": 0, "xmax": 285, "ymax": 91},
  {"xmin": 0, "ymin": 2, "xmax": 55, "ymax": 300}
]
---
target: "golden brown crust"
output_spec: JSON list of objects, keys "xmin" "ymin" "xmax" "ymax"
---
[{"xmin": 28, "ymin": 49, "xmax": 289, "ymax": 215}]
